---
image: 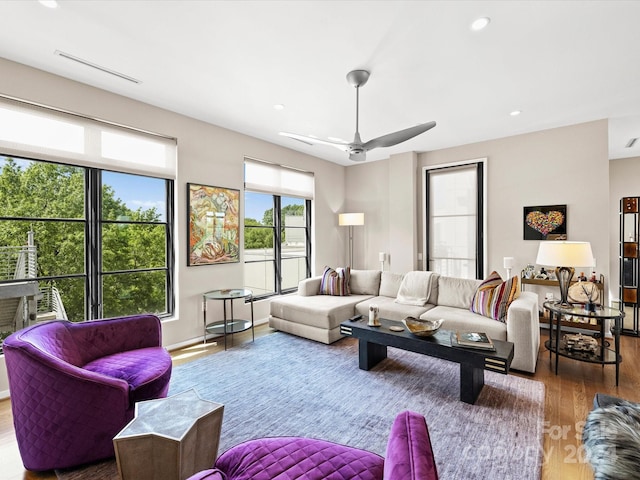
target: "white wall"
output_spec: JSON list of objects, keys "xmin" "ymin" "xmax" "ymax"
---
[
  {"xmin": 346, "ymin": 120, "xmax": 611, "ymax": 310},
  {"xmin": 343, "ymin": 152, "xmax": 420, "ymax": 272},
  {"xmin": 0, "ymin": 57, "xmax": 346, "ymax": 396},
  {"xmin": 420, "ymin": 120, "xmax": 610, "ymax": 284}
]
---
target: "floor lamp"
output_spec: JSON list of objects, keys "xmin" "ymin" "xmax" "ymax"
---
[
  {"xmin": 535, "ymin": 241, "xmax": 594, "ymax": 307},
  {"xmin": 338, "ymin": 213, "xmax": 364, "ymax": 268}
]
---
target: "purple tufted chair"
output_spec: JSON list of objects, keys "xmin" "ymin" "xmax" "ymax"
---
[
  {"xmin": 3, "ymin": 314, "xmax": 172, "ymax": 472},
  {"xmin": 187, "ymin": 410, "xmax": 438, "ymax": 480}
]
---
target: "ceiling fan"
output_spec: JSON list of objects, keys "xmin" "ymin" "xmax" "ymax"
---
[{"xmin": 280, "ymin": 70, "xmax": 436, "ymax": 162}]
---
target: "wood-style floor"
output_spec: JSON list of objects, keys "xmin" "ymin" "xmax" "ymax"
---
[{"xmin": 1, "ymin": 326, "xmax": 638, "ymax": 480}]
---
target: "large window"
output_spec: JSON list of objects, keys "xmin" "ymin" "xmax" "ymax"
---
[
  {"xmin": 244, "ymin": 158, "xmax": 313, "ymax": 298},
  {"xmin": 0, "ymin": 156, "xmax": 174, "ymax": 332},
  {"xmin": 0, "ymin": 97, "xmax": 176, "ymax": 350},
  {"xmin": 425, "ymin": 161, "xmax": 485, "ymax": 279}
]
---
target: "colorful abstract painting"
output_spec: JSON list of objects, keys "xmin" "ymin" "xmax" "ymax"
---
[
  {"xmin": 523, "ymin": 204, "xmax": 567, "ymax": 240},
  {"xmin": 188, "ymin": 183, "xmax": 240, "ymax": 265}
]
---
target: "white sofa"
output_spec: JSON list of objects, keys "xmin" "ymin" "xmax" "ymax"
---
[{"xmin": 269, "ymin": 269, "xmax": 540, "ymax": 373}]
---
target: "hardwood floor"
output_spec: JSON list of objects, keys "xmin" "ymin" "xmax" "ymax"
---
[{"xmin": 1, "ymin": 326, "xmax": 638, "ymax": 479}]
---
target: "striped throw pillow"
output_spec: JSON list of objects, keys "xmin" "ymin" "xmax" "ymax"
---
[
  {"xmin": 319, "ymin": 266, "xmax": 351, "ymax": 296},
  {"xmin": 470, "ymin": 271, "xmax": 520, "ymax": 322}
]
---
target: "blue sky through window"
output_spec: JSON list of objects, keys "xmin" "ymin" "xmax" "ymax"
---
[
  {"xmin": 2, "ymin": 156, "xmax": 303, "ymax": 225},
  {"xmin": 0, "ymin": 156, "xmax": 165, "ymax": 220},
  {"xmin": 245, "ymin": 191, "xmax": 302, "ymax": 223},
  {"xmin": 102, "ymin": 171, "xmax": 166, "ymax": 220}
]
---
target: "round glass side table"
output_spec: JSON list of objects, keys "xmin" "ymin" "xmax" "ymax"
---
[
  {"xmin": 202, "ymin": 289, "xmax": 254, "ymax": 350},
  {"xmin": 543, "ymin": 301, "xmax": 623, "ymax": 385}
]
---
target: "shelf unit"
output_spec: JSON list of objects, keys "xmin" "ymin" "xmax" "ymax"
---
[
  {"xmin": 620, "ymin": 196, "xmax": 640, "ymax": 335},
  {"xmin": 521, "ymin": 277, "xmax": 605, "ymax": 332}
]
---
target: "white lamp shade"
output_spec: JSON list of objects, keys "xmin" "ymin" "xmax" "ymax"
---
[
  {"xmin": 503, "ymin": 257, "xmax": 515, "ymax": 269},
  {"xmin": 535, "ymin": 241, "xmax": 594, "ymax": 267},
  {"xmin": 338, "ymin": 212, "xmax": 364, "ymax": 226}
]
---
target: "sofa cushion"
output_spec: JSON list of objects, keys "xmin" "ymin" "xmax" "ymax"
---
[
  {"xmin": 436, "ymin": 276, "xmax": 480, "ymax": 309},
  {"xmin": 214, "ymin": 437, "xmax": 384, "ymax": 480},
  {"xmin": 270, "ymin": 294, "xmax": 372, "ymax": 330},
  {"xmin": 395, "ymin": 271, "xmax": 436, "ymax": 306},
  {"xmin": 319, "ymin": 266, "xmax": 351, "ymax": 296},
  {"xmin": 384, "ymin": 410, "xmax": 439, "ymax": 480},
  {"xmin": 420, "ymin": 305, "xmax": 507, "ymax": 341},
  {"xmin": 83, "ymin": 346, "xmax": 172, "ymax": 402},
  {"xmin": 185, "ymin": 470, "xmax": 225, "ymax": 480},
  {"xmin": 356, "ymin": 296, "xmax": 435, "ymax": 321},
  {"xmin": 350, "ymin": 270, "xmax": 382, "ymax": 295},
  {"xmin": 470, "ymin": 271, "xmax": 520, "ymax": 322},
  {"xmin": 379, "ymin": 272, "xmax": 404, "ymax": 298}
]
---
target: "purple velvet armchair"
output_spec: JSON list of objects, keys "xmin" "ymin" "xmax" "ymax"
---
[
  {"xmin": 3, "ymin": 314, "xmax": 172, "ymax": 471},
  {"xmin": 187, "ymin": 410, "xmax": 438, "ymax": 480}
]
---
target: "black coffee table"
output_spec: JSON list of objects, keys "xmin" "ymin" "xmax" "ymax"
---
[{"xmin": 340, "ymin": 317, "xmax": 514, "ymax": 404}]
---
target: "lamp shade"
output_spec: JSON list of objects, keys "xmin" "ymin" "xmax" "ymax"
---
[
  {"xmin": 503, "ymin": 257, "xmax": 515, "ymax": 269},
  {"xmin": 535, "ymin": 241, "xmax": 594, "ymax": 267},
  {"xmin": 338, "ymin": 212, "xmax": 364, "ymax": 226}
]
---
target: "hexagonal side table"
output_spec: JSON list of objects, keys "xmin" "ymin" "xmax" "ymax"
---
[{"xmin": 113, "ymin": 389, "xmax": 224, "ymax": 480}]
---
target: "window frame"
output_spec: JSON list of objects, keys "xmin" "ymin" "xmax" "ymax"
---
[
  {"xmin": 0, "ymin": 154, "xmax": 175, "ymax": 322},
  {"xmin": 422, "ymin": 159, "xmax": 486, "ymax": 279},
  {"xmin": 243, "ymin": 192, "xmax": 311, "ymax": 299}
]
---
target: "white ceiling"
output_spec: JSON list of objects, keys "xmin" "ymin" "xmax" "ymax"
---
[{"xmin": 1, "ymin": 0, "xmax": 640, "ymax": 166}]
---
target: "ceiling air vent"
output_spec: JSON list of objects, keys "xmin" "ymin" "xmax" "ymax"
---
[
  {"xmin": 54, "ymin": 50, "xmax": 141, "ymax": 84},
  {"xmin": 626, "ymin": 137, "xmax": 638, "ymax": 148}
]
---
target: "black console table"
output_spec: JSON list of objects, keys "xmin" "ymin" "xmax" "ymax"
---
[{"xmin": 543, "ymin": 301, "xmax": 623, "ymax": 385}]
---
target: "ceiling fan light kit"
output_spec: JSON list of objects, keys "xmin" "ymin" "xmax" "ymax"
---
[{"xmin": 280, "ymin": 69, "xmax": 436, "ymax": 162}]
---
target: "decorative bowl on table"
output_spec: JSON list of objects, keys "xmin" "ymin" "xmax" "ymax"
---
[{"xmin": 402, "ymin": 317, "xmax": 444, "ymax": 337}]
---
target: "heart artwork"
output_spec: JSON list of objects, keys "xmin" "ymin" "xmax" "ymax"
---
[{"xmin": 526, "ymin": 210, "xmax": 564, "ymax": 236}]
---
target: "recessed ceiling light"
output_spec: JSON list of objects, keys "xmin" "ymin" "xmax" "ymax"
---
[
  {"xmin": 39, "ymin": 0, "xmax": 58, "ymax": 8},
  {"xmin": 510, "ymin": 110, "xmax": 522, "ymax": 116},
  {"xmin": 471, "ymin": 17, "xmax": 491, "ymax": 31},
  {"xmin": 273, "ymin": 104, "xmax": 285, "ymax": 110}
]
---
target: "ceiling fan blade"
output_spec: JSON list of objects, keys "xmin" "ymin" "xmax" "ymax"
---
[
  {"xmin": 279, "ymin": 132, "xmax": 349, "ymax": 151},
  {"xmin": 362, "ymin": 121, "xmax": 436, "ymax": 151},
  {"xmin": 349, "ymin": 151, "xmax": 366, "ymax": 162}
]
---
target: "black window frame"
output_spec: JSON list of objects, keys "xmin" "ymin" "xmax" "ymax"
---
[
  {"xmin": 0, "ymin": 154, "xmax": 175, "ymax": 322},
  {"xmin": 425, "ymin": 161, "xmax": 485, "ymax": 279},
  {"xmin": 244, "ymin": 192, "xmax": 311, "ymax": 300}
]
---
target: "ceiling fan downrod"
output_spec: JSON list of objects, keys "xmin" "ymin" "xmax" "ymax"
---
[{"xmin": 346, "ymin": 70, "xmax": 370, "ymax": 144}]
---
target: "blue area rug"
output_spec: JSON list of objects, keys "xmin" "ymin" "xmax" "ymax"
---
[
  {"xmin": 58, "ymin": 331, "xmax": 545, "ymax": 479},
  {"xmin": 170, "ymin": 332, "xmax": 544, "ymax": 479}
]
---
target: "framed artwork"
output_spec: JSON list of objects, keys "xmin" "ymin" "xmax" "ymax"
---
[
  {"xmin": 187, "ymin": 183, "xmax": 240, "ymax": 265},
  {"xmin": 523, "ymin": 204, "xmax": 567, "ymax": 241}
]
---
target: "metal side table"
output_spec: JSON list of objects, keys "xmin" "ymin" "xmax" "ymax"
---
[
  {"xmin": 113, "ymin": 389, "xmax": 224, "ymax": 480},
  {"xmin": 203, "ymin": 288, "xmax": 254, "ymax": 349},
  {"xmin": 543, "ymin": 301, "xmax": 623, "ymax": 385}
]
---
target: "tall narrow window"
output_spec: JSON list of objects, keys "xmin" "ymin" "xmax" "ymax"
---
[
  {"xmin": 244, "ymin": 158, "xmax": 312, "ymax": 298},
  {"xmin": 100, "ymin": 171, "xmax": 172, "ymax": 318},
  {"xmin": 244, "ymin": 192, "xmax": 276, "ymax": 296},
  {"xmin": 425, "ymin": 161, "xmax": 484, "ymax": 279}
]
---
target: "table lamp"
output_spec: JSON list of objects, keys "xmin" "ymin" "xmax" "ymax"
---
[
  {"xmin": 535, "ymin": 241, "xmax": 594, "ymax": 307},
  {"xmin": 338, "ymin": 212, "xmax": 364, "ymax": 268},
  {"xmin": 503, "ymin": 256, "xmax": 515, "ymax": 279}
]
